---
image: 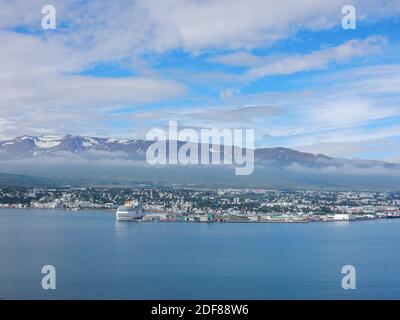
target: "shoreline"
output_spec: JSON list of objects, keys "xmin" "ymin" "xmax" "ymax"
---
[{"xmin": 2, "ymin": 207, "xmax": 400, "ymax": 224}]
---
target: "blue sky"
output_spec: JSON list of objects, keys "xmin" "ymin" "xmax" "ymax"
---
[{"xmin": 1, "ymin": 0, "xmax": 400, "ymax": 161}]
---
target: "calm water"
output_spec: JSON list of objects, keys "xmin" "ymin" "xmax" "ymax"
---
[{"xmin": 0, "ymin": 209, "xmax": 399, "ymax": 300}]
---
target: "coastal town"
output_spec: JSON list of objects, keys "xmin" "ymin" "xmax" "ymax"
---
[{"xmin": 1, "ymin": 186, "xmax": 400, "ymax": 223}]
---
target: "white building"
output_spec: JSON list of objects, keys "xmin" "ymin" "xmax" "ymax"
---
[{"xmin": 334, "ymin": 214, "xmax": 355, "ymax": 221}]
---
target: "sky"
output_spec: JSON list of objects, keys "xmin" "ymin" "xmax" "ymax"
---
[{"xmin": 1, "ymin": 0, "xmax": 400, "ymax": 161}]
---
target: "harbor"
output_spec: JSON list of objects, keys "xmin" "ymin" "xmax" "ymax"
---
[{"xmin": 2, "ymin": 186, "xmax": 400, "ymax": 224}]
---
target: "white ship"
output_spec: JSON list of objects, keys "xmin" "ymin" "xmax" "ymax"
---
[{"xmin": 116, "ymin": 200, "xmax": 145, "ymax": 221}]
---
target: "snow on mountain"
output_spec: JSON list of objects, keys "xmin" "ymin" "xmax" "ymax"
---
[
  {"xmin": 0, "ymin": 134, "xmax": 399, "ymax": 171},
  {"xmin": 34, "ymin": 136, "xmax": 63, "ymax": 149},
  {"xmin": 0, "ymin": 135, "xmax": 149, "ymax": 160}
]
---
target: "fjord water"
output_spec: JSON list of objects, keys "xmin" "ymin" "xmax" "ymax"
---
[{"xmin": 1, "ymin": 209, "xmax": 399, "ymax": 300}]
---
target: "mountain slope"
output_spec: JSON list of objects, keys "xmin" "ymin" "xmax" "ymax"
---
[
  {"xmin": 0, "ymin": 173, "xmax": 59, "ymax": 187},
  {"xmin": 1, "ymin": 134, "xmax": 399, "ymax": 168},
  {"xmin": 0, "ymin": 135, "xmax": 151, "ymax": 160},
  {"xmin": 0, "ymin": 134, "xmax": 399, "ymax": 190}
]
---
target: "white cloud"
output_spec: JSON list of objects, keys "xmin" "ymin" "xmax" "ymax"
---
[
  {"xmin": 246, "ymin": 36, "xmax": 386, "ymax": 78},
  {"xmin": 2, "ymin": 0, "xmax": 399, "ymax": 55},
  {"xmin": 302, "ymin": 98, "xmax": 399, "ymax": 130},
  {"xmin": 220, "ymin": 88, "xmax": 240, "ymax": 99},
  {"xmin": 211, "ymin": 52, "xmax": 262, "ymax": 67},
  {"xmin": 121, "ymin": 0, "xmax": 399, "ymax": 52},
  {"xmin": 0, "ymin": 31, "xmax": 186, "ymax": 115},
  {"xmin": 287, "ymin": 162, "xmax": 400, "ymax": 176},
  {"xmin": 296, "ymin": 138, "xmax": 400, "ymax": 159},
  {"xmin": 187, "ymin": 105, "xmax": 282, "ymax": 123}
]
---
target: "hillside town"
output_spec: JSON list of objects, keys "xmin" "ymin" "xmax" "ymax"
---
[{"xmin": 1, "ymin": 186, "xmax": 400, "ymax": 223}]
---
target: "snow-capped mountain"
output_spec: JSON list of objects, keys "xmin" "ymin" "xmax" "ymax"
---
[
  {"xmin": 0, "ymin": 135, "xmax": 400, "ymax": 190},
  {"xmin": 0, "ymin": 135, "xmax": 153, "ymax": 160},
  {"xmin": 0, "ymin": 134, "xmax": 331, "ymax": 165},
  {"xmin": 0, "ymin": 134, "xmax": 399, "ymax": 170}
]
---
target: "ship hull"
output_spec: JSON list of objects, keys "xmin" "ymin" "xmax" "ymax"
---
[
  {"xmin": 116, "ymin": 204, "xmax": 145, "ymax": 221},
  {"xmin": 116, "ymin": 213, "xmax": 145, "ymax": 221}
]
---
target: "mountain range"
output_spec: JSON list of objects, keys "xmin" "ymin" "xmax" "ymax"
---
[
  {"xmin": 0, "ymin": 135, "xmax": 399, "ymax": 190},
  {"xmin": 0, "ymin": 134, "xmax": 397, "ymax": 167}
]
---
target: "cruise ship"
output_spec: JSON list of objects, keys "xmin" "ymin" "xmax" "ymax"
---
[{"xmin": 116, "ymin": 200, "xmax": 145, "ymax": 221}]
